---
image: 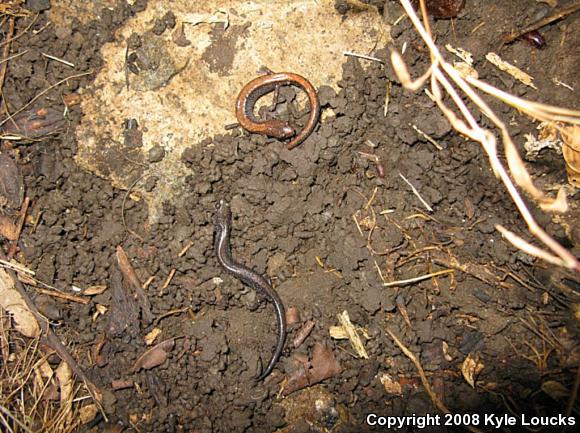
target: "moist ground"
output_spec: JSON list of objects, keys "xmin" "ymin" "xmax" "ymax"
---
[{"xmin": 2, "ymin": 1, "xmax": 579, "ymax": 432}]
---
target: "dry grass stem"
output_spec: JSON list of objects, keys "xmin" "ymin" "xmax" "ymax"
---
[
  {"xmin": 184, "ymin": 9, "xmax": 230, "ymax": 30},
  {"xmin": 0, "ymin": 259, "xmax": 35, "ymax": 275},
  {"xmin": 160, "ymin": 268, "xmax": 176, "ymax": 295},
  {"xmin": 178, "ymin": 240, "xmax": 194, "ymax": 257},
  {"xmin": 411, "ymin": 124, "xmax": 443, "ymax": 150},
  {"xmin": 0, "ymin": 49, "xmax": 28, "ymax": 65},
  {"xmin": 32, "ymin": 287, "xmax": 89, "ymax": 305},
  {"xmin": 383, "ymin": 79, "xmax": 391, "ymax": 116},
  {"xmin": 383, "ymin": 269, "xmax": 454, "ymax": 287},
  {"xmin": 40, "ymin": 52, "xmax": 74, "ymax": 68},
  {"xmin": 0, "ymin": 16, "xmax": 15, "ymax": 94},
  {"xmin": 495, "ymin": 225, "xmax": 570, "ymax": 268},
  {"xmin": 465, "ymin": 77, "xmax": 580, "ymax": 125},
  {"xmin": 392, "ymin": 0, "xmax": 579, "ymax": 272},
  {"xmin": 0, "ymin": 310, "xmax": 90, "ymax": 433},
  {"xmin": 0, "ymin": 12, "xmax": 36, "ymax": 50},
  {"xmin": 552, "ymin": 78, "xmax": 574, "ymax": 91},
  {"xmin": 385, "ymin": 328, "xmax": 448, "ymax": 411},
  {"xmin": 0, "ymin": 70, "xmax": 93, "ymax": 129},
  {"xmin": 399, "ymin": 173, "xmax": 433, "ymax": 212},
  {"xmin": 344, "ymin": 51, "xmax": 384, "ymax": 63}
]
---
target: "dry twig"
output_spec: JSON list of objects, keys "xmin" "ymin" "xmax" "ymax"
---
[
  {"xmin": 501, "ymin": 3, "xmax": 580, "ymax": 46},
  {"xmin": 0, "ymin": 71, "xmax": 93, "ymax": 129},
  {"xmin": 0, "ymin": 16, "xmax": 15, "ymax": 96},
  {"xmin": 386, "ymin": 328, "xmax": 484, "ymax": 433},
  {"xmin": 0, "ymin": 251, "xmax": 103, "ymax": 408},
  {"xmin": 383, "ymin": 269, "xmax": 453, "ymax": 287},
  {"xmin": 392, "ymin": 0, "xmax": 579, "ymax": 272}
]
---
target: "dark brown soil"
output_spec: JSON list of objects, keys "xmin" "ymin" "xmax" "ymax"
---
[{"xmin": 1, "ymin": 1, "xmax": 579, "ymax": 432}]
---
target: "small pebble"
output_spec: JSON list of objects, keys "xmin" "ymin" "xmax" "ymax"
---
[{"xmin": 148, "ymin": 145, "xmax": 166, "ymax": 163}]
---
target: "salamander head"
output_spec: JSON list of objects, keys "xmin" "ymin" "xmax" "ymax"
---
[
  {"xmin": 214, "ymin": 199, "xmax": 232, "ymax": 226},
  {"xmin": 264, "ymin": 120, "xmax": 295, "ymax": 140}
]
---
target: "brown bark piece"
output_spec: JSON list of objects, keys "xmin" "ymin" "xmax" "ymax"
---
[
  {"xmin": 116, "ymin": 246, "xmax": 154, "ymax": 324},
  {"xmin": 292, "ymin": 320, "xmax": 315, "ymax": 349},
  {"xmin": 0, "ymin": 152, "xmax": 24, "ymax": 210},
  {"xmin": 106, "ymin": 266, "xmax": 139, "ymax": 338}
]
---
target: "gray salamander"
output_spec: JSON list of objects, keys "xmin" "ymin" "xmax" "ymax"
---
[{"xmin": 214, "ymin": 199, "xmax": 287, "ymax": 381}]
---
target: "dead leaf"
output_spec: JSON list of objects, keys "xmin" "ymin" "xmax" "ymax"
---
[
  {"xmin": 144, "ymin": 327, "xmax": 162, "ymax": 346},
  {"xmin": 116, "ymin": 246, "xmax": 154, "ymax": 323},
  {"xmin": 56, "ymin": 361, "xmax": 74, "ymax": 425},
  {"xmin": 464, "ymin": 198, "xmax": 475, "ymax": 220},
  {"xmin": 311, "ymin": 342, "xmax": 342, "ymax": 379},
  {"xmin": 0, "ymin": 268, "xmax": 40, "ymax": 338},
  {"xmin": 107, "ymin": 266, "xmax": 139, "ymax": 337},
  {"xmin": 538, "ymin": 122, "xmax": 559, "ymax": 141},
  {"xmin": 442, "ymin": 341, "xmax": 453, "ymax": 362},
  {"xmin": 42, "ymin": 381, "xmax": 60, "ymax": 401},
  {"xmin": 56, "ymin": 361, "xmax": 74, "ymax": 403},
  {"xmin": 79, "ymin": 404, "xmax": 98, "ymax": 424},
  {"xmin": 172, "ymin": 21, "xmax": 191, "ymax": 47},
  {"xmin": 379, "ymin": 373, "xmax": 403, "ymax": 395},
  {"xmin": 132, "ymin": 338, "xmax": 175, "ymax": 372},
  {"xmin": 34, "ymin": 358, "xmax": 54, "ymax": 400},
  {"xmin": 282, "ymin": 342, "xmax": 342, "ymax": 396},
  {"xmin": 116, "ymin": 246, "xmax": 142, "ymax": 289},
  {"xmin": 0, "ymin": 152, "xmax": 24, "ymax": 209},
  {"xmin": 93, "ymin": 333, "xmax": 109, "ymax": 367},
  {"xmin": 541, "ymin": 380, "xmax": 569, "ymax": 400},
  {"xmin": 36, "ymin": 357, "xmax": 54, "ymax": 378},
  {"xmin": 461, "ymin": 351, "xmax": 484, "ymax": 388},
  {"xmin": 84, "ymin": 285, "xmax": 107, "ymax": 295},
  {"xmin": 286, "ymin": 306, "xmax": 300, "ymax": 326},
  {"xmin": 562, "ymin": 125, "xmax": 580, "ymax": 187},
  {"xmin": 0, "ymin": 215, "xmax": 19, "ymax": 240},
  {"xmin": 0, "ymin": 315, "xmax": 9, "ymax": 361}
]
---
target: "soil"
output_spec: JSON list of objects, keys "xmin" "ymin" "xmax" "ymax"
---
[{"xmin": 1, "ymin": 1, "xmax": 579, "ymax": 432}]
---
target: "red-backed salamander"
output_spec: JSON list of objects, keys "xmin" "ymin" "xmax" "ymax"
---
[
  {"xmin": 235, "ymin": 72, "xmax": 320, "ymax": 150},
  {"xmin": 214, "ymin": 199, "xmax": 287, "ymax": 381}
]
